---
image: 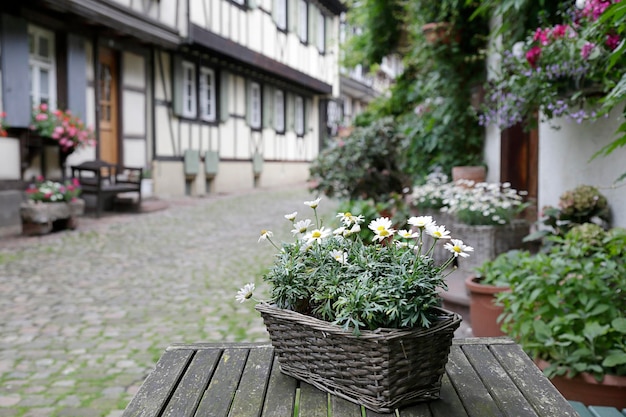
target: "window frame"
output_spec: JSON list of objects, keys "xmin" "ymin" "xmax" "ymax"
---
[
  {"xmin": 249, "ymin": 81, "xmax": 262, "ymax": 130},
  {"xmin": 28, "ymin": 25, "xmax": 57, "ymax": 108},
  {"xmin": 229, "ymin": 0, "xmax": 247, "ymax": 9},
  {"xmin": 316, "ymin": 10, "xmax": 326, "ymax": 53},
  {"xmin": 294, "ymin": 95, "xmax": 305, "ymax": 136},
  {"xmin": 275, "ymin": 0, "xmax": 288, "ymax": 31},
  {"xmin": 298, "ymin": 0, "xmax": 308, "ymax": 44},
  {"xmin": 181, "ymin": 60, "xmax": 197, "ymax": 118},
  {"xmin": 199, "ymin": 66, "xmax": 217, "ymax": 122},
  {"xmin": 274, "ymin": 89, "xmax": 285, "ymax": 133}
]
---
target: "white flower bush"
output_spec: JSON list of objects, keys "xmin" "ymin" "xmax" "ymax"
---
[{"xmin": 237, "ymin": 198, "xmax": 473, "ymax": 334}]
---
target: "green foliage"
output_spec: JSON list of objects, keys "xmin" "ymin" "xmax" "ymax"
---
[
  {"xmin": 474, "ymin": 250, "xmax": 532, "ymax": 287},
  {"xmin": 309, "ymin": 117, "xmax": 410, "ymax": 203},
  {"xmin": 498, "ymin": 226, "xmax": 626, "ymax": 379},
  {"xmin": 260, "ymin": 202, "xmax": 466, "ymax": 334}
]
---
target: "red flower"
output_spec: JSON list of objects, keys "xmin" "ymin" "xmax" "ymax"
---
[
  {"xmin": 526, "ymin": 46, "xmax": 542, "ymax": 68},
  {"xmin": 606, "ymin": 33, "xmax": 621, "ymax": 50}
]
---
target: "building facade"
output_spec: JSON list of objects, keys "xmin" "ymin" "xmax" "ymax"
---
[{"xmin": 0, "ymin": 0, "xmax": 345, "ymax": 223}]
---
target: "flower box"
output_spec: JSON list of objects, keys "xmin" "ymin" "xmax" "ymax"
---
[
  {"xmin": 256, "ymin": 303, "xmax": 461, "ymax": 413},
  {"xmin": 20, "ymin": 199, "xmax": 85, "ymax": 235}
]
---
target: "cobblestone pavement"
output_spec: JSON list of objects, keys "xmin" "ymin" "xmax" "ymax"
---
[{"xmin": 0, "ymin": 184, "xmax": 336, "ymax": 417}]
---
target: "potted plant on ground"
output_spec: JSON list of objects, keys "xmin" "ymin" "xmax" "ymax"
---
[
  {"xmin": 498, "ymin": 223, "xmax": 626, "ymax": 408},
  {"xmin": 236, "ymin": 199, "xmax": 475, "ymax": 412},
  {"xmin": 20, "ymin": 176, "xmax": 84, "ymax": 235},
  {"xmin": 466, "ymin": 250, "xmax": 531, "ymax": 337}
]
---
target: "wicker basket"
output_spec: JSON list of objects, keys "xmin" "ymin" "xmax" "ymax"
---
[{"xmin": 256, "ymin": 303, "xmax": 461, "ymax": 413}]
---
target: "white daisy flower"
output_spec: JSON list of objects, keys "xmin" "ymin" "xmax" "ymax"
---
[
  {"xmin": 284, "ymin": 212, "xmax": 297, "ymax": 221},
  {"xmin": 398, "ymin": 229, "xmax": 418, "ymax": 239},
  {"xmin": 408, "ymin": 216, "xmax": 435, "ymax": 229},
  {"xmin": 235, "ymin": 283, "xmax": 255, "ymax": 303},
  {"xmin": 426, "ymin": 224, "xmax": 451, "ymax": 240},
  {"xmin": 368, "ymin": 217, "xmax": 396, "ymax": 242},
  {"xmin": 444, "ymin": 239, "xmax": 474, "ymax": 258},
  {"xmin": 304, "ymin": 227, "xmax": 331, "ymax": 244},
  {"xmin": 258, "ymin": 230, "xmax": 273, "ymax": 242},
  {"xmin": 304, "ymin": 197, "xmax": 322, "ymax": 209},
  {"xmin": 291, "ymin": 219, "xmax": 312, "ymax": 235},
  {"xmin": 329, "ymin": 249, "xmax": 348, "ymax": 264}
]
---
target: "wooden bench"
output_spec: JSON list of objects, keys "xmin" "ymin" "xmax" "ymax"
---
[
  {"xmin": 70, "ymin": 160, "xmax": 142, "ymax": 218},
  {"xmin": 121, "ymin": 338, "xmax": 579, "ymax": 417}
]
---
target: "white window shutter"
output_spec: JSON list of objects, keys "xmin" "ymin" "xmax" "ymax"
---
[
  {"xmin": 219, "ymin": 71, "xmax": 229, "ymax": 122},
  {"xmin": 172, "ymin": 55, "xmax": 184, "ymax": 116},
  {"xmin": 288, "ymin": 0, "xmax": 298, "ymax": 33},
  {"xmin": 263, "ymin": 85, "xmax": 274, "ymax": 128}
]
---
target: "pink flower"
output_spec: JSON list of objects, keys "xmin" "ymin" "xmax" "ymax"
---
[
  {"xmin": 526, "ymin": 46, "xmax": 542, "ymax": 68},
  {"xmin": 606, "ymin": 33, "xmax": 620, "ymax": 50},
  {"xmin": 551, "ymin": 24, "xmax": 569, "ymax": 39},
  {"xmin": 533, "ymin": 28, "xmax": 550, "ymax": 45},
  {"xmin": 40, "ymin": 103, "xmax": 48, "ymax": 111},
  {"xmin": 35, "ymin": 113, "xmax": 48, "ymax": 121},
  {"xmin": 581, "ymin": 42, "xmax": 596, "ymax": 59},
  {"xmin": 36, "ymin": 175, "xmax": 44, "ymax": 182}
]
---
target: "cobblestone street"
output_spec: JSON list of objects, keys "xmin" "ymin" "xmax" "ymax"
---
[{"xmin": 0, "ymin": 184, "xmax": 333, "ymax": 417}]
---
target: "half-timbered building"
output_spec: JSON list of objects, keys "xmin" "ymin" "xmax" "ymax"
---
[{"xmin": 0, "ymin": 0, "xmax": 345, "ymax": 234}]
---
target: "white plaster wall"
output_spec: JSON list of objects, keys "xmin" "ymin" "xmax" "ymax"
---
[
  {"xmin": 153, "ymin": 160, "xmax": 185, "ymax": 197},
  {"xmin": 123, "ymin": 91, "xmax": 146, "ymax": 135},
  {"xmin": 259, "ymin": 161, "xmax": 310, "ymax": 187},
  {"xmin": 123, "ymin": 140, "xmax": 147, "ymax": 168},
  {"xmin": 212, "ymin": 161, "xmax": 255, "ymax": 193},
  {"xmin": 0, "ymin": 137, "xmax": 21, "ymax": 179},
  {"xmin": 538, "ymin": 107, "xmax": 626, "ymax": 228},
  {"xmin": 123, "ymin": 52, "xmax": 146, "ymax": 89}
]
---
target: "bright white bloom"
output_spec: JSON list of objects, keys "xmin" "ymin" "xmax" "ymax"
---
[
  {"xmin": 291, "ymin": 219, "xmax": 312, "ymax": 235},
  {"xmin": 368, "ymin": 217, "xmax": 396, "ymax": 242},
  {"xmin": 284, "ymin": 212, "xmax": 297, "ymax": 221},
  {"xmin": 304, "ymin": 227, "xmax": 331, "ymax": 244},
  {"xmin": 444, "ymin": 239, "xmax": 474, "ymax": 258},
  {"xmin": 304, "ymin": 197, "xmax": 321, "ymax": 209},
  {"xmin": 235, "ymin": 283, "xmax": 255, "ymax": 303},
  {"xmin": 398, "ymin": 229, "xmax": 418, "ymax": 239},
  {"xmin": 337, "ymin": 212, "xmax": 365, "ymax": 226},
  {"xmin": 426, "ymin": 224, "xmax": 451, "ymax": 240},
  {"xmin": 575, "ymin": 0, "xmax": 586, "ymax": 10},
  {"xmin": 512, "ymin": 41, "xmax": 525, "ymax": 59},
  {"xmin": 329, "ymin": 249, "xmax": 348, "ymax": 264},
  {"xmin": 333, "ymin": 226, "xmax": 346, "ymax": 236},
  {"xmin": 408, "ymin": 216, "xmax": 435, "ymax": 229},
  {"xmin": 258, "ymin": 230, "xmax": 273, "ymax": 242}
]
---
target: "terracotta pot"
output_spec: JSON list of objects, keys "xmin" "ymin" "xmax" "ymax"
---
[
  {"xmin": 535, "ymin": 359, "xmax": 626, "ymax": 409},
  {"xmin": 465, "ymin": 275, "xmax": 509, "ymax": 337},
  {"xmin": 452, "ymin": 165, "xmax": 486, "ymax": 184}
]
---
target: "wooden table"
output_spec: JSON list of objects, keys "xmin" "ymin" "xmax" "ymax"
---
[{"xmin": 122, "ymin": 338, "xmax": 579, "ymax": 417}]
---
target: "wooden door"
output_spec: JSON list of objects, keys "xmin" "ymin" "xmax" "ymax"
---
[
  {"xmin": 98, "ymin": 47, "xmax": 119, "ymax": 165},
  {"xmin": 500, "ymin": 123, "xmax": 538, "ymax": 221}
]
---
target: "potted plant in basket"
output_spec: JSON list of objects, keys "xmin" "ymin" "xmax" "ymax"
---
[
  {"xmin": 20, "ymin": 176, "xmax": 85, "ymax": 235},
  {"xmin": 236, "ymin": 198, "xmax": 474, "ymax": 413},
  {"xmin": 497, "ymin": 223, "xmax": 626, "ymax": 408}
]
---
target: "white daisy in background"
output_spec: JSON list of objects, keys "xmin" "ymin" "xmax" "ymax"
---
[
  {"xmin": 258, "ymin": 229, "xmax": 273, "ymax": 242},
  {"xmin": 235, "ymin": 283, "xmax": 255, "ymax": 303},
  {"xmin": 333, "ymin": 226, "xmax": 346, "ymax": 236},
  {"xmin": 398, "ymin": 229, "xmax": 418, "ymax": 239},
  {"xmin": 292, "ymin": 219, "xmax": 312, "ymax": 235},
  {"xmin": 425, "ymin": 224, "xmax": 451, "ymax": 240},
  {"xmin": 368, "ymin": 217, "xmax": 396, "ymax": 242},
  {"xmin": 304, "ymin": 197, "xmax": 322, "ymax": 209},
  {"xmin": 329, "ymin": 249, "xmax": 348, "ymax": 264},
  {"xmin": 337, "ymin": 212, "xmax": 365, "ymax": 226},
  {"xmin": 408, "ymin": 216, "xmax": 435, "ymax": 229},
  {"xmin": 444, "ymin": 239, "xmax": 474, "ymax": 258},
  {"xmin": 304, "ymin": 227, "xmax": 331, "ymax": 244},
  {"xmin": 284, "ymin": 211, "xmax": 297, "ymax": 221}
]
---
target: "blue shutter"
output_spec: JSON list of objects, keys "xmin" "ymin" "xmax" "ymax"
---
[
  {"xmin": 1, "ymin": 14, "xmax": 30, "ymax": 128},
  {"xmin": 66, "ymin": 33, "xmax": 87, "ymax": 119}
]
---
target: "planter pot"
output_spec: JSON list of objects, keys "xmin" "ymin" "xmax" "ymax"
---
[
  {"xmin": 451, "ymin": 166, "xmax": 486, "ymax": 184},
  {"xmin": 141, "ymin": 178, "xmax": 153, "ymax": 198},
  {"xmin": 452, "ymin": 219, "xmax": 530, "ymax": 274},
  {"xmin": 535, "ymin": 359, "xmax": 626, "ymax": 409},
  {"xmin": 465, "ymin": 275, "xmax": 509, "ymax": 337},
  {"xmin": 256, "ymin": 303, "xmax": 461, "ymax": 413},
  {"xmin": 20, "ymin": 199, "xmax": 85, "ymax": 235}
]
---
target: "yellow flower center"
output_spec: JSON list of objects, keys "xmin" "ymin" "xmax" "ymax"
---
[
  {"xmin": 433, "ymin": 231, "xmax": 442, "ymax": 237},
  {"xmin": 453, "ymin": 245, "xmax": 461, "ymax": 253},
  {"xmin": 379, "ymin": 229, "xmax": 389, "ymax": 237},
  {"xmin": 312, "ymin": 230, "xmax": 322, "ymax": 238}
]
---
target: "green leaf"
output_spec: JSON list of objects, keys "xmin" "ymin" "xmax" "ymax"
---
[
  {"xmin": 612, "ymin": 317, "xmax": 626, "ymax": 333},
  {"xmin": 583, "ymin": 322, "xmax": 609, "ymax": 342},
  {"xmin": 602, "ymin": 353, "xmax": 626, "ymax": 368},
  {"xmin": 533, "ymin": 320, "xmax": 551, "ymax": 342}
]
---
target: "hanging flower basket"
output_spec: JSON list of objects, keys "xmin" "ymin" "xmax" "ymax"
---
[{"xmin": 256, "ymin": 303, "xmax": 461, "ymax": 413}]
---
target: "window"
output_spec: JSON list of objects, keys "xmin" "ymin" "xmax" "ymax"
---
[
  {"xmin": 28, "ymin": 25, "xmax": 56, "ymax": 107},
  {"xmin": 275, "ymin": 0, "xmax": 287, "ymax": 30},
  {"xmin": 231, "ymin": 0, "xmax": 246, "ymax": 5},
  {"xmin": 298, "ymin": 0, "xmax": 308, "ymax": 43},
  {"xmin": 294, "ymin": 95, "xmax": 304, "ymax": 136},
  {"xmin": 316, "ymin": 10, "xmax": 325, "ymax": 53},
  {"xmin": 199, "ymin": 67, "xmax": 216, "ymax": 122},
  {"xmin": 249, "ymin": 82, "xmax": 262, "ymax": 129},
  {"xmin": 181, "ymin": 61, "xmax": 197, "ymax": 118},
  {"xmin": 274, "ymin": 89, "xmax": 285, "ymax": 132}
]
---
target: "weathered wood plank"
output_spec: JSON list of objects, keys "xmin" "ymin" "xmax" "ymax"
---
[
  {"xmin": 161, "ymin": 349, "xmax": 221, "ymax": 417},
  {"xmin": 330, "ymin": 394, "xmax": 363, "ymax": 416},
  {"xmin": 397, "ymin": 402, "xmax": 432, "ymax": 417},
  {"xmin": 366, "ymin": 407, "xmax": 399, "ymax": 417},
  {"xmin": 229, "ymin": 346, "xmax": 274, "ymax": 417},
  {"xmin": 121, "ymin": 349, "xmax": 193, "ymax": 417},
  {"xmin": 194, "ymin": 347, "xmax": 249, "ymax": 417},
  {"xmin": 299, "ymin": 382, "xmax": 329, "ymax": 417},
  {"xmin": 261, "ymin": 357, "xmax": 297, "ymax": 416},
  {"xmin": 462, "ymin": 344, "xmax": 538, "ymax": 417},
  {"xmin": 490, "ymin": 344, "xmax": 579, "ymax": 417},
  {"xmin": 428, "ymin": 374, "xmax": 470, "ymax": 417},
  {"xmin": 453, "ymin": 337, "xmax": 515, "ymax": 346},
  {"xmin": 445, "ymin": 345, "xmax": 504, "ymax": 417},
  {"xmin": 167, "ymin": 342, "xmax": 273, "ymax": 351}
]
